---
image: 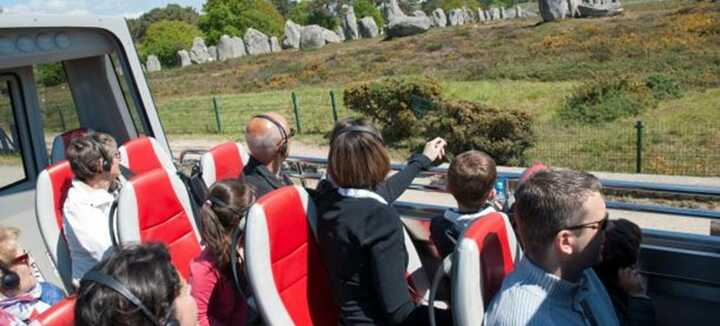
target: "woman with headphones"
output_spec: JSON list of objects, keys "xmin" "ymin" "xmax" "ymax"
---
[
  {"xmin": 76, "ymin": 243, "xmax": 198, "ymax": 326},
  {"xmin": 63, "ymin": 132, "xmax": 122, "ymax": 282},
  {"xmin": 188, "ymin": 179, "xmax": 255, "ymax": 326},
  {"xmin": 314, "ymin": 121, "xmax": 452, "ymax": 325}
]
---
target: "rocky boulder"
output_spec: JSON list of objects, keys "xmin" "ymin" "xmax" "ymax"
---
[
  {"xmin": 177, "ymin": 50, "xmax": 191, "ymax": 67},
  {"xmin": 448, "ymin": 9, "xmax": 465, "ymax": 26},
  {"xmin": 463, "ymin": 7, "xmax": 475, "ymax": 23},
  {"xmin": 477, "ymin": 8, "xmax": 486, "ymax": 21},
  {"xmin": 217, "ymin": 35, "xmax": 234, "ymax": 61},
  {"xmin": 324, "ymin": 28, "xmax": 343, "ymax": 43},
  {"xmin": 341, "ymin": 5, "xmax": 360, "ymax": 40},
  {"xmin": 386, "ymin": 16, "xmax": 432, "ymax": 37},
  {"xmin": 301, "ymin": 25, "xmax": 327, "ymax": 49},
  {"xmin": 358, "ymin": 16, "xmax": 380, "ymax": 38},
  {"xmin": 577, "ymin": 1, "xmax": 623, "ymax": 18},
  {"xmin": 335, "ymin": 25, "xmax": 346, "ymax": 42},
  {"xmin": 270, "ymin": 36, "xmax": 282, "ymax": 52},
  {"xmin": 232, "ymin": 37, "xmax": 247, "ymax": 57},
  {"xmin": 146, "ymin": 55, "xmax": 161, "ymax": 72},
  {"xmin": 432, "ymin": 8, "xmax": 447, "ymax": 27},
  {"xmin": 539, "ymin": 0, "xmax": 579, "ymax": 21},
  {"xmin": 413, "ymin": 10, "xmax": 427, "ymax": 17},
  {"xmin": 384, "ymin": 0, "xmax": 406, "ymax": 22},
  {"xmin": 491, "ymin": 7, "xmax": 501, "ymax": 20},
  {"xmin": 244, "ymin": 28, "xmax": 271, "ymax": 55},
  {"xmin": 283, "ymin": 20, "xmax": 302, "ymax": 49},
  {"xmin": 189, "ymin": 37, "xmax": 210, "ymax": 64},
  {"xmin": 208, "ymin": 46, "xmax": 218, "ymax": 61}
]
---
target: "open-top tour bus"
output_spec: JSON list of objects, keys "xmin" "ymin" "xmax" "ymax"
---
[{"xmin": 1, "ymin": 14, "xmax": 719, "ymax": 325}]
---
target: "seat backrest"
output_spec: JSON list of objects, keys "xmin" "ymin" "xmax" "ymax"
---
[
  {"xmin": 116, "ymin": 168, "xmax": 201, "ymax": 279},
  {"xmin": 245, "ymin": 186, "xmax": 338, "ymax": 326},
  {"xmin": 49, "ymin": 128, "xmax": 91, "ymax": 164},
  {"xmin": 451, "ymin": 212, "xmax": 521, "ymax": 326},
  {"xmin": 119, "ymin": 136, "xmax": 176, "ymax": 175},
  {"xmin": 200, "ymin": 141, "xmax": 249, "ymax": 187},
  {"xmin": 31, "ymin": 296, "xmax": 76, "ymax": 326},
  {"xmin": 35, "ymin": 161, "xmax": 74, "ymax": 291}
]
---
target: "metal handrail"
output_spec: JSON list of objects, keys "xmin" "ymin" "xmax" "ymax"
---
[{"xmin": 287, "ymin": 155, "xmax": 720, "ymax": 220}]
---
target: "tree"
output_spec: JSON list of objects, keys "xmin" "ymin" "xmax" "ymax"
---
[
  {"xmin": 200, "ymin": 0, "xmax": 285, "ymax": 44},
  {"xmin": 288, "ymin": 0, "xmax": 341, "ymax": 30},
  {"xmin": 126, "ymin": 4, "xmax": 199, "ymax": 42},
  {"xmin": 422, "ymin": 0, "xmax": 483, "ymax": 13},
  {"xmin": 139, "ymin": 21, "xmax": 202, "ymax": 67},
  {"xmin": 353, "ymin": 0, "xmax": 384, "ymax": 27}
]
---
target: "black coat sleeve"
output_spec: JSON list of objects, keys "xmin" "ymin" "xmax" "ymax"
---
[
  {"xmin": 376, "ymin": 154, "xmax": 433, "ymax": 203},
  {"xmin": 626, "ymin": 296, "xmax": 656, "ymax": 326}
]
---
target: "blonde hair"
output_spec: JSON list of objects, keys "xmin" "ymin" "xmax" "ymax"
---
[{"xmin": 0, "ymin": 226, "xmax": 20, "ymax": 265}]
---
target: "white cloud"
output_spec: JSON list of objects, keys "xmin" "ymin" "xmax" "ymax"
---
[
  {"xmin": 3, "ymin": 0, "xmax": 205, "ymax": 17},
  {"xmin": 4, "ymin": 0, "xmax": 89, "ymax": 15}
]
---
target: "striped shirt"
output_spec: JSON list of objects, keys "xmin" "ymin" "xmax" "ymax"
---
[{"xmin": 485, "ymin": 257, "xmax": 619, "ymax": 326}]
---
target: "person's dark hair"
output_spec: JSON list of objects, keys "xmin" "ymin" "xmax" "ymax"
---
[
  {"xmin": 514, "ymin": 169, "xmax": 602, "ymax": 254},
  {"xmin": 327, "ymin": 117, "xmax": 370, "ymax": 143},
  {"xmin": 66, "ymin": 132, "xmax": 117, "ymax": 182},
  {"xmin": 200, "ymin": 179, "xmax": 254, "ymax": 272},
  {"xmin": 328, "ymin": 121, "xmax": 390, "ymax": 189},
  {"xmin": 594, "ymin": 219, "xmax": 642, "ymax": 286},
  {"xmin": 75, "ymin": 243, "xmax": 181, "ymax": 326},
  {"xmin": 447, "ymin": 150, "xmax": 496, "ymax": 209}
]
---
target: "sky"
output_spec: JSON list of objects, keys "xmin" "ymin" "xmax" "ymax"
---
[{"xmin": 0, "ymin": 0, "xmax": 206, "ymax": 18}]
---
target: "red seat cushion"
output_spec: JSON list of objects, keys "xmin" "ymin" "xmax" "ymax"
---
[
  {"xmin": 32, "ymin": 296, "xmax": 76, "ymax": 326},
  {"xmin": 46, "ymin": 161, "xmax": 74, "ymax": 230},
  {"xmin": 463, "ymin": 212, "xmax": 516, "ymax": 302},
  {"xmin": 121, "ymin": 137, "xmax": 172, "ymax": 175},
  {"xmin": 210, "ymin": 141, "xmax": 245, "ymax": 181}
]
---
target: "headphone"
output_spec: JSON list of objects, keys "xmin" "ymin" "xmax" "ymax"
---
[
  {"xmin": 253, "ymin": 114, "xmax": 290, "ymax": 157},
  {"xmin": 82, "ymin": 271, "xmax": 180, "ymax": 326},
  {"xmin": 88, "ymin": 134, "xmax": 113, "ymax": 172},
  {"xmin": 330, "ymin": 125, "xmax": 384, "ymax": 145},
  {"xmin": 0, "ymin": 265, "xmax": 19, "ymax": 290}
]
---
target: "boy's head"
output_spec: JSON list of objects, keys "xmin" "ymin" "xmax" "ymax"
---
[
  {"xmin": 447, "ymin": 150, "xmax": 497, "ymax": 210},
  {"xmin": 0, "ymin": 226, "xmax": 37, "ymax": 297}
]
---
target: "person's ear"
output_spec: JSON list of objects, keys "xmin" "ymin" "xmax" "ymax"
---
[{"xmin": 555, "ymin": 230, "xmax": 575, "ymax": 255}]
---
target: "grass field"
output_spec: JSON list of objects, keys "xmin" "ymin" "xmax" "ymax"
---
[{"xmin": 30, "ymin": 0, "xmax": 720, "ymax": 176}]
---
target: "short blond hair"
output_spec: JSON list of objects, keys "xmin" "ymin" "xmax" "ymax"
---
[{"xmin": 0, "ymin": 226, "xmax": 20, "ymax": 265}]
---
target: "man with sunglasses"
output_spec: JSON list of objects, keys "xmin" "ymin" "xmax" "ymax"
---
[
  {"xmin": 486, "ymin": 169, "xmax": 618, "ymax": 326},
  {"xmin": 243, "ymin": 112, "xmax": 295, "ymax": 198},
  {"xmin": 0, "ymin": 226, "xmax": 64, "ymax": 323}
]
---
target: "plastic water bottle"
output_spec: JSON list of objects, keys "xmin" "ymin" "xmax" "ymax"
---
[{"xmin": 494, "ymin": 177, "xmax": 508, "ymax": 210}]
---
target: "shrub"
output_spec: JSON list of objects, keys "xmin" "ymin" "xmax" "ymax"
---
[
  {"xmin": 424, "ymin": 100, "xmax": 535, "ymax": 165},
  {"xmin": 200, "ymin": 0, "xmax": 285, "ymax": 44},
  {"xmin": 139, "ymin": 20, "xmax": 202, "ymax": 67},
  {"xmin": 645, "ymin": 74, "xmax": 683, "ymax": 100},
  {"xmin": 354, "ymin": 0, "xmax": 384, "ymax": 28},
  {"xmin": 343, "ymin": 76, "xmax": 442, "ymax": 142},
  {"xmin": 558, "ymin": 76, "xmax": 657, "ymax": 124},
  {"xmin": 35, "ymin": 63, "xmax": 66, "ymax": 87},
  {"xmin": 127, "ymin": 4, "xmax": 199, "ymax": 42}
]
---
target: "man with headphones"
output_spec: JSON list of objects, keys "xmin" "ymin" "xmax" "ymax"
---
[
  {"xmin": 63, "ymin": 132, "xmax": 122, "ymax": 282},
  {"xmin": 243, "ymin": 112, "xmax": 295, "ymax": 197}
]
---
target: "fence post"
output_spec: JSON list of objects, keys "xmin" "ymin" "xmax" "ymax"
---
[
  {"xmin": 635, "ymin": 120, "xmax": 643, "ymax": 173},
  {"xmin": 57, "ymin": 108, "xmax": 66, "ymax": 131},
  {"xmin": 329, "ymin": 90, "xmax": 338, "ymax": 124},
  {"xmin": 212, "ymin": 97, "xmax": 222, "ymax": 133},
  {"xmin": 291, "ymin": 92, "xmax": 302, "ymax": 134}
]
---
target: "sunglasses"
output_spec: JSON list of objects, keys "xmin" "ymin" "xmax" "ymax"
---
[
  {"xmin": 11, "ymin": 251, "xmax": 29, "ymax": 266},
  {"xmin": 564, "ymin": 212, "xmax": 610, "ymax": 232}
]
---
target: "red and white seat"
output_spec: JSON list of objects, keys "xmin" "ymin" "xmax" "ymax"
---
[
  {"xmin": 200, "ymin": 141, "xmax": 249, "ymax": 187},
  {"xmin": 245, "ymin": 186, "xmax": 338, "ymax": 326},
  {"xmin": 119, "ymin": 136, "xmax": 176, "ymax": 175},
  {"xmin": 31, "ymin": 296, "xmax": 76, "ymax": 326},
  {"xmin": 451, "ymin": 212, "xmax": 521, "ymax": 326},
  {"xmin": 115, "ymin": 168, "xmax": 201, "ymax": 279},
  {"xmin": 35, "ymin": 161, "xmax": 75, "ymax": 291},
  {"xmin": 49, "ymin": 128, "xmax": 91, "ymax": 164}
]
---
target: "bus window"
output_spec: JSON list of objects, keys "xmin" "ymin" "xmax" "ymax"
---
[
  {"xmin": 0, "ymin": 80, "xmax": 27, "ymax": 189},
  {"xmin": 109, "ymin": 53, "xmax": 147, "ymax": 137},
  {"xmin": 34, "ymin": 63, "xmax": 81, "ymax": 154}
]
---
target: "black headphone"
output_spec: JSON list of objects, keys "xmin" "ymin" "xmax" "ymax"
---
[
  {"xmin": 330, "ymin": 125, "xmax": 385, "ymax": 145},
  {"xmin": 253, "ymin": 114, "xmax": 291, "ymax": 157},
  {"xmin": 0, "ymin": 265, "xmax": 20, "ymax": 290},
  {"xmin": 88, "ymin": 134, "xmax": 113, "ymax": 172},
  {"xmin": 82, "ymin": 271, "xmax": 180, "ymax": 326}
]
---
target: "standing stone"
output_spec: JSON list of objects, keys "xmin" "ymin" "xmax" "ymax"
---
[
  {"xmin": 217, "ymin": 35, "xmax": 234, "ymax": 61},
  {"xmin": 341, "ymin": 5, "xmax": 360, "ymax": 40},
  {"xmin": 231, "ymin": 37, "xmax": 247, "ymax": 57},
  {"xmin": 189, "ymin": 37, "xmax": 210, "ymax": 64},
  {"xmin": 335, "ymin": 25, "xmax": 346, "ymax": 42},
  {"xmin": 358, "ymin": 16, "xmax": 379, "ymax": 38},
  {"xmin": 177, "ymin": 50, "xmax": 191, "ymax": 67},
  {"xmin": 300, "ymin": 25, "xmax": 327, "ymax": 49},
  {"xmin": 538, "ymin": 0, "xmax": 577, "ymax": 21},
  {"xmin": 283, "ymin": 20, "xmax": 302, "ymax": 49},
  {"xmin": 432, "ymin": 8, "xmax": 447, "ymax": 27},
  {"xmin": 146, "ymin": 55, "xmax": 161, "ymax": 72},
  {"xmin": 491, "ymin": 7, "xmax": 501, "ymax": 20},
  {"xmin": 463, "ymin": 7, "xmax": 475, "ymax": 23},
  {"xmin": 477, "ymin": 8, "xmax": 486, "ymax": 22},
  {"xmin": 448, "ymin": 9, "xmax": 465, "ymax": 26},
  {"xmin": 484, "ymin": 9, "xmax": 492, "ymax": 20},
  {"xmin": 269, "ymin": 37, "xmax": 281, "ymax": 53},
  {"xmin": 514, "ymin": 5, "xmax": 524, "ymax": 18},
  {"xmin": 324, "ymin": 28, "xmax": 342, "ymax": 44},
  {"xmin": 499, "ymin": 7, "xmax": 507, "ymax": 19},
  {"xmin": 208, "ymin": 46, "xmax": 218, "ymax": 61},
  {"xmin": 244, "ymin": 28, "xmax": 271, "ymax": 55},
  {"xmin": 386, "ymin": 16, "xmax": 432, "ymax": 37},
  {"xmin": 413, "ymin": 10, "xmax": 427, "ymax": 17},
  {"xmin": 383, "ymin": 0, "xmax": 405, "ymax": 23}
]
